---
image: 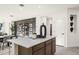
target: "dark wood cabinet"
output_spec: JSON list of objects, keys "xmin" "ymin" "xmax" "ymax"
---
[
  {"xmin": 33, "ymin": 43, "xmax": 44, "ymax": 52},
  {"xmin": 52, "ymin": 38, "xmax": 56, "ymax": 54},
  {"xmin": 33, "ymin": 48, "xmax": 45, "ymax": 55},
  {"xmin": 17, "ymin": 37, "xmax": 56, "ymax": 55},
  {"xmin": 46, "ymin": 43, "xmax": 51, "ymax": 55}
]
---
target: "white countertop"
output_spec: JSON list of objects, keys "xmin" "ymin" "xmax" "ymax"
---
[
  {"xmin": 0, "ymin": 35, "xmax": 14, "ymax": 38},
  {"xmin": 8, "ymin": 36, "xmax": 55, "ymax": 48}
]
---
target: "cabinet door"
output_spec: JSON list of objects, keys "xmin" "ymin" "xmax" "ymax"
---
[
  {"xmin": 33, "ymin": 48, "xmax": 45, "ymax": 55},
  {"xmin": 46, "ymin": 39, "xmax": 52, "ymax": 55},
  {"xmin": 33, "ymin": 43, "xmax": 44, "ymax": 52},
  {"xmin": 46, "ymin": 44, "xmax": 51, "ymax": 55},
  {"xmin": 52, "ymin": 38, "xmax": 56, "ymax": 54},
  {"xmin": 18, "ymin": 46, "xmax": 32, "ymax": 55}
]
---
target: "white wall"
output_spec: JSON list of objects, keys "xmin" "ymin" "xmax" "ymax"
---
[{"xmin": 67, "ymin": 8, "xmax": 79, "ymax": 47}]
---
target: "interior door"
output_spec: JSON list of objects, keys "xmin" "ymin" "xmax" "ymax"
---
[{"xmin": 55, "ymin": 19, "xmax": 65, "ymax": 46}]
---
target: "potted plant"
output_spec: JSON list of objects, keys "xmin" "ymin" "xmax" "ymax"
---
[{"xmin": 10, "ymin": 24, "xmax": 15, "ymax": 35}]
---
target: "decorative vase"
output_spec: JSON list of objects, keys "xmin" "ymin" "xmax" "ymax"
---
[
  {"xmin": 70, "ymin": 16, "xmax": 73, "ymax": 21},
  {"xmin": 40, "ymin": 23, "xmax": 46, "ymax": 38},
  {"xmin": 70, "ymin": 27, "xmax": 73, "ymax": 32},
  {"xmin": 32, "ymin": 33, "xmax": 37, "ymax": 39},
  {"xmin": 70, "ymin": 22, "xmax": 73, "ymax": 26}
]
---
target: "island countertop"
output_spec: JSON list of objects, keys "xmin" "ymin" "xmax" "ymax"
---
[{"xmin": 8, "ymin": 36, "xmax": 56, "ymax": 48}]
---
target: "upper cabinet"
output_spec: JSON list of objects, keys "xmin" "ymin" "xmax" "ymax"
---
[{"xmin": 14, "ymin": 18, "xmax": 36, "ymax": 37}]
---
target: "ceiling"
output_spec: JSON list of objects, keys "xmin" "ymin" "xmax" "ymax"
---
[
  {"xmin": 0, "ymin": 4, "xmax": 79, "ymax": 22},
  {"xmin": 0, "ymin": 4, "xmax": 79, "ymax": 9}
]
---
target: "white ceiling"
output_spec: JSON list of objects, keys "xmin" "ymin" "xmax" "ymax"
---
[
  {"xmin": 1, "ymin": 4, "xmax": 79, "ymax": 7},
  {"xmin": 0, "ymin": 4, "xmax": 79, "ymax": 9},
  {"xmin": 0, "ymin": 4, "xmax": 79, "ymax": 22}
]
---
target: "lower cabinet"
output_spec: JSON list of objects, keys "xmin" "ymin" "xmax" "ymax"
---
[
  {"xmin": 46, "ymin": 44, "xmax": 51, "ymax": 55},
  {"xmin": 18, "ymin": 46, "xmax": 32, "ymax": 55},
  {"xmin": 45, "ymin": 39, "xmax": 52, "ymax": 55},
  {"xmin": 17, "ymin": 38, "xmax": 56, "ymax": 55},
  {"xmin": 52, "ymin": 38, "xmax": 56, "ymax": 54},
  {"xmin": 33, "ymin": 48, "xmax": 45, "ymax": 55},
  {"xmin": 32, "ymin": 38, "xmax": 56, "ymax": 55}
]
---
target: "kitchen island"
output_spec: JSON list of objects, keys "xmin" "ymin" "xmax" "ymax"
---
[{"xmin": 8, "ymin": 36, "xmax": 56, "ymax": 55}]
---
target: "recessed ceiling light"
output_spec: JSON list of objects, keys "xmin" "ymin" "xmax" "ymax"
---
[{"xmin": 19, "ymin": 4, "xmax": 24, "ymax": 7}]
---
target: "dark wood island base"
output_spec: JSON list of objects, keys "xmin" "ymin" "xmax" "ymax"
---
[{"xmin": 18, "ymin": 37, "xmax": 56, "ymax": 55}]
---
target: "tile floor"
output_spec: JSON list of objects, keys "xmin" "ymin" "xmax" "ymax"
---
[{"xmin": 55, "ymin": 46, "xmax": 79, "ymax": 55}]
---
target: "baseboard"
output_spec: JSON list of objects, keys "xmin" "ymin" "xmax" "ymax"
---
[{"xmin": 56, "ymin": 45, "xmax": 64, "ymax": 47}]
